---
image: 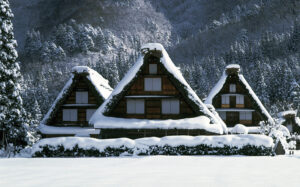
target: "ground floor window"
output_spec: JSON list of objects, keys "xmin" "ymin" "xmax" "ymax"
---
[
  {"xmin": 239, "ymin": 111, "xmax": 252, "ymax": 120},
  {"xmin": 127, "ymin": 99, "xmax": 145, "ymax": 114},
  {"xmin": 162, "ymin": 99, "xmax": 180, "ymax": 114},
  {"xmin": 63, "ymin": 109, "xmax": 78, "ymax": 121}
]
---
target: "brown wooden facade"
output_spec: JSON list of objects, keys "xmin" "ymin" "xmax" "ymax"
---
[
  {"xmin": 49, "ymin": 76, "xmax": 102, "ymax": 127},
  {"xmin": 96, "ymin": 48, "xmax": 219, "ymax": 139},
  {"xmin": 107, "ymin": 54, "xmax": 197, "ymax": 119},
  {"xmin": 210, "ymin": 67, "xmax": 268, "ymax": 127},
  {"xmin": 40, "ymin": 67, "xmax": 112, "ymax": 138}
]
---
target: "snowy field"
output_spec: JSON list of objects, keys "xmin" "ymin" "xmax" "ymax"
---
[{"xmin": 1, "ymin": 154, "xmax": 300, "ymax": 187}]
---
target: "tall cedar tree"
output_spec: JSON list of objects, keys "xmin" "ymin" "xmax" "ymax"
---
[{"xmin": 0, "ymin": 0, "xmax": 29, "ymax": 150}]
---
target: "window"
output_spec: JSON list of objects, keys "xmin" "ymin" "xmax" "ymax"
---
[
  {"xmin": 219, "ymin": 111, "xmax": 226, "ymax": 120},
  {"xmin": 239, "ymin": 111, "xmax": 252, "ymax": 120},
  {"xmin": 236, "ymin": 95, "xmax": 244, "ymax": 104},
  {"xmin": 86, "ymin": 109, "xmax": 97, "ymax": 121},
  {"xmin": 221, "ymin": 95, "xmax": 230, "ymax": 104},
  {"xmin": 230, "ymin": 84, "xmax": 236, "ymax": 92},
  {"xmin": 76, "ymin": 91, "xmax": 88, "ymax": 104},
  {"xmin": 127, "ymin": 99, "xmax": 145, "ymax": 114},
  {"xmin": 63, "ymin": 109, "xmax": 77, "ymax": 121},
  {"xmin": 162, "ymin": 99, "xmax": 180, "ymax": 114},
  {"xmin": 144, "ymin": 78, "xmax": 161, "ymax": 91},
  {"xmin": 149, "ymin": 64, "xmax": 157, "ymax": 74}
]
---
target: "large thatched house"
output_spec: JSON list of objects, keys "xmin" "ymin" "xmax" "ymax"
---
[{"xmin": 89, "ymin": 43, "xmax": 227, "ymax": 139}]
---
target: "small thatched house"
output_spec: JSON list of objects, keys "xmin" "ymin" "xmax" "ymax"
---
[
  {"xmin": 205, "ymin": 64, "xmax": 274, "ymax": 131},
  {"xmin": 278, "ymin": 110, "xmax": 300, "ymax": 134},
  {"xmin": 89, "ymin": 43, "xmax": 227, "ymax": 139},
  {"xmin": 39, "ymin": 66, "xmax": 113, "ymax": 138}
]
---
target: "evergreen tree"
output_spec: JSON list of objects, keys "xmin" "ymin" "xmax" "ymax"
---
[
  {"xmin": 0, "ymin": 0, "xmax": 30, "ymax": 151},
  {"xmin": 24, "ymin": 30, "xmax": 42, "ymax": 61}
]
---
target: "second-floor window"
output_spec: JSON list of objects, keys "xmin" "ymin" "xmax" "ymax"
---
[
  {"xmin": 229, "ymin": 84, "xmax": 236, "ymax": 92},
  {"xmin": 221, "ymin": 95, "xmax": 230, "ymax": 105},
  {"xmin": 76, "ymin": 91, "xmax": 88, "ymax": 104},
  {"xmin": 144, "ymin": 78, "xmax": 161, "ymax": 91},
  {"xmin": 240, "ymin": 111, "xmax": 252, "ymax": 121},
  {"xmin": 236, "ymin": 95, "xmax": 244, "ymax": 105}
]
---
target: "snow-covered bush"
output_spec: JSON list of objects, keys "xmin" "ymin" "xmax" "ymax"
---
[
  {"xmin": 32, "ymin": 136, "xmax": 274, "ymax": 157},
  {"xmin": 260, "ymin": 120, "xmax": 295, "ymax": 151},
  {"xmin": 231, "ymin": 124, "xmax": 248, "ymax": 134}
]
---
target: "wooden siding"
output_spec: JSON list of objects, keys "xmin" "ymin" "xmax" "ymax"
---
[
  {"xmin": 212, "ymin": 74, "xmax": 265, "ymax": 126},
  {"xmin": 49, "ymin": 76, "xmax": 101, "ymax": 127},
  {"xmin": 109, "ymin": 55, "xmax": 196, "ymax": 119}
]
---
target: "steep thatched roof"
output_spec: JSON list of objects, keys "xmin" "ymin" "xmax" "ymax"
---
[
  {"xmin": 90, "ymin": 43, "xmax": 226, "ymax": 134},
  {"xmin": 205, "ymin": 64, "xmax": 274, "ymax": 124}
]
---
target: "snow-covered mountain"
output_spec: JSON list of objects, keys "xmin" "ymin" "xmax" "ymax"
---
[{"xmin": 9, "ymin": 0, "xmax": 300, "ymax": 117}]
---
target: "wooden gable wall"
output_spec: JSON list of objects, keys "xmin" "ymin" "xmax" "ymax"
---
[
  {"xmin": 109, "ymin": 55, "xmax": 196, "ymax": 119},
  {"xmin": 212, "ymin": 74, "xmax": 265, "ymax": 126},
  {"xmin": 49, "ymin": 76, "xmax": 102, "ymax": 127}
]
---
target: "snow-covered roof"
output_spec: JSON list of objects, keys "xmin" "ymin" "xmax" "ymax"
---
[
  {"xmin": 226, "ymin": 64, "xmax": 241, "ymax": 70},
  {"xmin": 91, "ymin": 115, "xmax": 223, "ymax": 134},
  {"xmin": 228, "ymin": 126, "xmax": 261, "ymax": 134},
  {"xmin": 40, "ymin": 66, "xmax": 112, "ymax": 131},
  {"xmin": 278, "ymin": 110, "xmax": 297, "ymax": 118},
  {"xmin": 278, "ymin": 110, "xmax": 300, "ymax": 129},
  {"xmin": 72, "ymin": 66, "xmax": 112, "ymax": 99},
  {"xmin": 205, "ymin": 64, "xmax": 274, "ymax": 124},
  {"xmin": 90, "ymin": 43, "xmax": 226, "ymax": 134},
  {"xmin": 39, "ymin": 125, "xmax": 100, "ymax": 136},
  {"xmin": 296, "ymin": 117, "xmax": 300, "ymax": 127},
  {"xmin": 205, "ymin": 104, "xmax": 228, "ymax": 134}
]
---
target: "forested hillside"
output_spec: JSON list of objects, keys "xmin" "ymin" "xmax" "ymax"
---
[{"xmin": 9, "ymin": 0, "xmax": 300, "ymax": 123}]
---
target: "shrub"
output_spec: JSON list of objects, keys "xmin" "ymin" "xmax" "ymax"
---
[{"xmin": 32, "ymin": 143, "xmax": 272, "ymax": 157}]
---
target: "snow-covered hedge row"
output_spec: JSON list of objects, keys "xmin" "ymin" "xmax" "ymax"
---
[{"xmin": 32, "ymin": 135, "xmax": 274, "ymax": 157}]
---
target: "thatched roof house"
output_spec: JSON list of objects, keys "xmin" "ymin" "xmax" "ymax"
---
[
  {"xmin": 90, "ymin": 43, "xmax": 227, "ymax": 139},
  {"xmin": 39, "ymin": 66, "xmax": 112, "ymax": 138},
  {"xmin": 205, "ymin": 64, "xmax": 274, "ymax": 131}
]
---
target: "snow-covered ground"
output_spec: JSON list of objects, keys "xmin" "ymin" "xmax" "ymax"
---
[{"xmin": 1, "ymin": 154, "xmax": 300, "ymax": 187}]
